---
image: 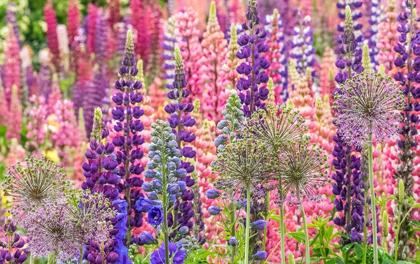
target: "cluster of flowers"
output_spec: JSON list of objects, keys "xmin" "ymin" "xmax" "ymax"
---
[{"xmin": 0, "ymin": 0, "xmax": 420, "ymax": 263}]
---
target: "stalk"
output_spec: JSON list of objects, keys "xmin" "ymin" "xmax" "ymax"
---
[
  {"xmin": 368, "ymin": 133, "xmax": 379, "ymax": 264},
  {"xmin": 230, "ymin": 201, "xmax": 237, "ymax": 263},
  {"xmin": 279, "ymin": 205, "xmax": 286, "ymax": 264},
  {"xmin": 161, "ymin": 142, "xmax": 170, "ymax": 263},
  {"xmin": 79, "ymin": 246, "xmax": 84, "ymax": 264},
  {"xmin": 362, "ymin": 175, "xmax": 369, "ymax": 264},
  {"xmin": 297, "ymin": 190, "xmax": 310, "ymax": 264},
  {"xmin": 244, "ymin": 182, "xmax": 251, "ymax": 264}
]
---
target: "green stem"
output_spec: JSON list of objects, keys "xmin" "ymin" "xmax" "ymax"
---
[
  {"xmin": 297, "ymin": 190, "xmax": 310, "ymax": 264},
  {"xmin": 362, "ymin": 177, "xmax": 369, "ymax": 264},
  {"xmin": 47, "ymin": 251, "xmax": 57, "ymax": 264},
  {"xmin": 279, "ymin": 205, "xmax": 286, "ymax": 264},
  {"xmin": 394, "ymin": 204, "xmax": 401, "ymax": 261},
  {"xmin": 244, "ymin": 182, "xmax": 251, "ymax": 264},
  {"xmin": 79, "ymin": 246, "xmax": 84, "ymax": 264},
  {"xmin": 161, "ymin": 145, "xmax": 170, "ymax": 264},
  {"xmin": 230, "ymin": 202, "xmax": 237, "ymax": 263},
  {"xmin": 368, "ymin": 135, "xmax": 379, "ymax": 264}
]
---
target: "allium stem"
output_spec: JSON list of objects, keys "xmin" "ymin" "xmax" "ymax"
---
[
  {"xmin": 362, "ymin": 176, "xmax": 369, "ymax": 264},
  {"xmin": 79, "ymin": 246, "xmax": 83, "ymax": 264},
  {"xmin": 368, "ymin": 134, "xmax": 379, "ymax": 264},
  {"xmin": 297, "ymin": 190, "xmax": 310, "ymax": 264},
  {"xmin": 279, "ymin": 205, "xmax": 286, "ymax": 264},
  {"xmin": 244, "ymin": 182, "xmax": 251, "ymax": 264}
]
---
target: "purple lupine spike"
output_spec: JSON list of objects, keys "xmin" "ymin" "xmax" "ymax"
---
[
  {"xmin": 162, "ymin": 17, "xmax": 177, "ymax": 89},
  {"xmin": 392, "ymin": 0, "xmax": 420, "ymax": 259},
  {"xmin": 367, "ymin": 0, "xmax": 381, "ymax": 67},
  {"xmin": 235, "ymin": 0, "xmax": 270, "ymax": 117},
  {"xmin": 165, "ymin": 46, "xmax": 197, "ymax": 240},
  {"xmin": 111, "ymin": 30, "xmax": 145, "ymax": 248}
]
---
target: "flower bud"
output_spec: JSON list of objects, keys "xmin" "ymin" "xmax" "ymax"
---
[
  {"xmin": 228, "ymin": 237, "xmax": 239, "ymax": 247},
  {"xmin": 398, "ymin": 179, "xmax": 405, "ymax": 203},
  {"xmin": 252, "ymin": 251, "xmax": 267, "ymax": 260}
]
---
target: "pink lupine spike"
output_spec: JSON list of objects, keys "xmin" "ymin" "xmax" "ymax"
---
[
  {"xmin": 200, "ymin": 2, "xmax": 229, "ymax": 121},
  {"xmin": 131, "ymin": 0, "xmax": 151, "ymax": 69},
  {"xmin": 175, "ymin": 7, "xmax": 204, "ymax": 103},
  {"xmin": 320, "ymin": 47, "xmax": 337, "ymax": 98},
  {"xmin": 67, "ymin": 0, "xmax": 80, "ymax": 45},
  {"xmin": 44, "ymin": 0, "xmax": 60, "ymax": 72},
  {"xmin": 4, "ymin": 25, "xmax": 20, "ymax": 105},
  {"xmin": 87, "ymin": 3, "xmax": 98, "ymax": 54},
  {"xmin": 6, "ymin": 85, "xmax": 22, "ymax": 142},
  {"xmin": 108, "ymin": 0, "xmax": 120, "ymax": 32},
  {"xmin": 0, "ymin": 79, "xmax": 9, "ymax": 127}
]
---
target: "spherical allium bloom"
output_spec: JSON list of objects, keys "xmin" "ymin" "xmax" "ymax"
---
[
  {"xmin": 212, "ymin": 136, "xmax": 272, "ymax": 190},
  {"xmin": 276, "ymin": 135, "xmax": 330, "ymax": 202},
  {"xmin": 248, "ymin": 105, "xmax": 307, "ymax": 151},
  {"xmin": 27, "ymin": 202, "xmax": 79, "ymax": 261},
  {"xmin": 333, "ymin": 73, "xmax": 404, "ymax": 147},
  {"xmin": 3, "ymin": 157, "xmax": 69, "ymax": 212},
  {"xmin": 150, "ymin": 242, "xmax": 186, "ymax": 264},
  {"xmin": 66, "ymin": 190, "xmax": 116, "ymax": 245}
]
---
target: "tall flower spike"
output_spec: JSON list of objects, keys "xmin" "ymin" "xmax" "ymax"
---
[
  {"xmin": 221, "ymin": 23, "xmax": 241, "ymax": 90},
  {"xmin": 111, "ymin": 29, "xmax": 145, "ymax": 246},
  {"xmin": 362, "ymin": 44, "xmax": 372, "ymax": 73},
  {"xmin": 44, "ymin": 0, "xmax": 60, "ymax": 72},
  {"xmin": 164, "ymin": 46, "xmax": 197, "ymax": 239},
  {"xmin": 333, "ymin": 73, "xmax": 404, "ymax": 147},
  {"xmin": 200, "ymin": 1, "xmax": 229, "ymax": 121},
  {"xmin": 236, "ymin": 0, "xmax": 270, "ymax": 117},
  {"xmin": 162, "ymin": 16, "xmax": 177, "ymax": 88},
  {"xmin": 6, "ymin": 85, "xmax": 21, "ymax": 142},
  {"xmin": 4, "ymin": 26, "xmax": 20, "ymax": 105}
]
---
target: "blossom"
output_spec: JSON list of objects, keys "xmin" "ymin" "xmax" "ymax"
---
[
  {"xmin": 147, "ymin": 206, "xmax": 163, "ymax": 226},
  {"xmin": 3, "ymin": 157, "xmax": 68, "ymax": 212},
  {"xmin": 333, "ymin": 73, "xmax": 404, "ymax": 147},
  {"xmin": 235, "ymin": 0, "xmax": 270, "ymax": 116},
  {"xmin": 150, "ymin": 242, "xmax": 186, "ymax": 264},
  {"xmin": 44, "ymin": 0, "xmax": 60, "ymax": 71},
  {"xmin": 250, "ymin": 220, "xmax": 267, "ymax": 230},
  {"xmin": 252, "ymin": 251, "xmax": 267, "ymax": 260},
  {"xmin": 276, "ymin": 135, "xmax": 330, "ymax": 202}
]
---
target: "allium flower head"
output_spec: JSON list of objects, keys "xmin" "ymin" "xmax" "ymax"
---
[
  {"xmin": 212, "ymin": 135, "xmax": 272, "ymax": 189},
  {"xmin": 3, "ymin": 157, "xmax": 69, "ymax": 211},
  {"xmin": 249, "ymin": 105, "xmax": 307, "ymax": 151},
  {"xmin": 27, "ymin": 203, "xmax": 79, "ymax": 260},
  {"xmin": 333, "ymin": 72, "xmax": 404, "ymax": 147},
  {"xmin": 276, "ymin": 135, "xmax": 330, "ymax": 202}
]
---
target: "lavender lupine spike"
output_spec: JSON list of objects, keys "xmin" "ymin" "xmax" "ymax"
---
[
  {"xmin": 290, "ymin": 12, "xmax": 316, "ymax": 77},
  {"xmin": 367, "ymin": 0, "xmax": 382, "ymax": 67},
  {"xmin": 162, "ymin": 16, "xmax": 177, "ymax": 89},
  {"xmin": 337, "ymin": 0, "xmax": 363, "ymax": 44},
  {"xmin": 236, "ymin": 0, "xmax": 270, "ymax": 117},
  {"xmin": 164, "ymin": 46, "xmax": 197, "ymax": 239},
  {"xmin": 392, "ymin": 0, "xmax": 420, "ymax": 259},
  {"xmin": 111, "ymin": 30, "xmax": 145, "ymax": 246}
]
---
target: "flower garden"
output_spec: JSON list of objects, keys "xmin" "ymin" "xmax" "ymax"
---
[{"xmin": 0, "ymin": 0, "xmax": 419, "ymax": 263}]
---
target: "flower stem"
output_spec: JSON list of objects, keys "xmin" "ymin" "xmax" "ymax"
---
[
  {"xmin": 244, "ymin": 182, "xmax": 251, "ymax": 264},
  {"xmin": 279, "ymin": 205, "xmax": 286, "ymax": 264},
  {"xmin": 230, "ymin": 202, "xmax": 237, "ymax": 263},
  {"xmin": 368, "ymin": 136, "xmax": 379, "ymax": 264},
  {"xmin": 47, "ymin": 251, "xmax": 57, "ymax": 264},
  {"xmin": 161, "ymin": 144, "xmax": 170, "ymax": 264},
  {"xmin": 362, "ymin": 176, "xmax": 369, "ymax": 264},
  {"xmin": 79, "ymin": 246, "xmax": 84, "ymax": 264},
  {"xmin": 297, "ymin": 191, "xmax": 310, "ymax": 264}
]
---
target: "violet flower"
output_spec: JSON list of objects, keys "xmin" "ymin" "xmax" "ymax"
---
[{"xmin": 236, "ymin": 0, "xmax": 270, "ymax": 117}]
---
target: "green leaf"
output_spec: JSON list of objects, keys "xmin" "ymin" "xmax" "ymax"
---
[
  {"xmin": 335, "ymin": 257, "xmax": 345, "ymax": 264},
  {"xmin": 354, "ymin": 244, "xmax": 363, "ymax": 258},
  {"xmin": 341, "ymin": 242, "xmax": 355, "ymax": 253},
  {"xmin": 288, "ymin": 231, "xmax": 305, "ymax": 243}
]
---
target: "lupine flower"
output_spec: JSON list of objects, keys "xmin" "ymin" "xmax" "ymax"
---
[
  {"xmin": 333, "ymin": 73, "xmax": 404, "ymax": 147},
  {"xmin": 87, "ymin": 3, "xmax": 98, "ymax": 54},
  {"xmin": 150, "ymin": 242, "xmax": 186, "ymax": 264},
  {"xmin": 6, "ymin": 2, "xmax": 21, "ymax": 47},
  {"xmin": 221, "ymin": 23, "xmax": 241, "ymax": 90},
  {"xmin": 264, "ymin": 9, "xmax": 287, "ymax": 104},
  {"xmin": 200, "ymin": 1, "xmax": 229, "ymax": 121},
  {"xmin": 44, "ymin": 0, "xmax": 60, "ymax": 72},
  {"xmin": 208, "ymin": 206, "xmax": 222, "ymax": 216},
  {"xmin": 236, "ymin": 0, "xmax": 270, "ymax": 117},
  {"xmin": 252, "ymin": 251, "xmax": 267, "ymax": 260},
  {"xmin": 4, "ymin": 26, "xmax": 20, "ymax": 105},
  {"xmin": 174, "ymin": 7, "xmax": 203, "ymax": 103},
  {"xmin": 111, "ymin": 30, "xmax": 146, "ymax": 244},
  {"xmin": 0, "ymin": 220, "xmax": 27, "ymax": 264},
  {"xmin": 250, "ymin": 220, "xmax": 267, "ymax": 230},
  {"xmin": 377, "ymin": 0, "xmax": 398, "ymax": 73},
  {"xmin": 162, "ymin": 16, "xmax": 177, "ymax": 88},
  {"xmin": 290, "ymin": 12, "xmax": 315, "ymax": 77},
  {"xmin": 67, "ymin": 0, "xmax": 80, "ymax": 45},
  {"xmin": 108, "ymin": 0, "xmax": 120, "ymax": 31},
  {"xmin": 131, "ymin": 0, "xmax": 151, "ymax": 69},
  {"xmin": 5, "ymin": 86, "xmax": 21, "ymax": 142},
  {"xmin": 367, "ymin": 0, "xmax": 382, "ymax": 67},
  {"xmin": 335, "ymin": 5, "xmax": 363, "ymax": 84},
  {"xmin": 164, "ymin": 46, "xmax": 197, "ymax": 236},
  {"xmin": 147, "ymin": 5, "xmax": 163, "ymax": 82},
  {"xmin": 392, "ymin": 1, "xmax": 420, "ymax": 259}
]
